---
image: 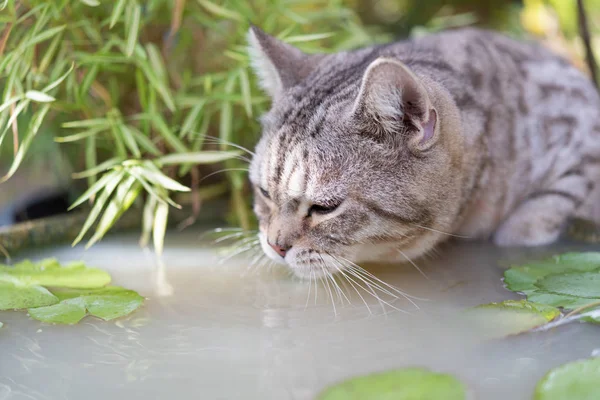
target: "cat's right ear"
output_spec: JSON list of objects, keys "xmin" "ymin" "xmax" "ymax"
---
[{"xmin": 247, "ymin": 26, "xmax": 320, "ymax": 101}]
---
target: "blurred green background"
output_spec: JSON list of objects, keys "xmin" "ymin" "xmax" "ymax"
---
[{"xmin": 0, "ymin": 0, "xmax": 598, "ymax": 253}]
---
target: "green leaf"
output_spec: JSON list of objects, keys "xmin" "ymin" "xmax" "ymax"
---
[
  {"xmin": 28, "ymin": 297, "xmax": 87, "ymax": 324},
  {"xmin": 127, "ymin": 125, "xmax": 161, "ymax": 156},
  {"xmin": 155, "ymin": 151, "xmax": 242, "ymax": 166},
  {"xmin": 125, "ymin": 4, "xmax": 141, "ymax": 57},
  {"xmin": 0, "ymin": 278, "xmax": 58, "ymax": 310},
  {"xmin": 534, "ymin": 357, "xmax": 600, "ymax": 400},
  {"xmin": 140, "ymin": 195, "xmax": 157, "ymax": 247},
  {"xmin": 284, "ymin": 32, "xmax": 335, "ymax": 43},
  {"xmin": 133, "ymin": 163, "xmax": 190, "ymax": 192},
  {"xmin": 317, "ymin": 368, "xmax": 467, "ymax": 400},
  {"xmin": 69, "ymin": 169, "xmax": 121, "ymax": 210},
  {"xmin": 0, "ymin": 104, "xmax": 50, "ymax": 184},
  {"xmin": 150, "ymin": 114, "xmax": 188, "ymax": 153},
  {"xmin": 79, "ymin": 0, "xmax": 100, "ymax": 6},
  {"xmin": 25, "ymin": 25, "xmax": 66, "ymax": 47},
  {"xmin": 196, "ymin": 0, "xmax": 243, "ymax": 21},
  {"xmin": 153, "ymin": 202, "xmax": 169, "ymax": 256},
  {"xmin": 504, "ymin": 252, "xmax": 600, "ymax": 292},
  {"xmin": 465, "ymin": 300, "xmax": 561, "ymax": 338},
  {"xmin": 42, "ymin": 62, "xmax": 74, "ymax": 92},
  {"xmin": 62, "ymin": 286, "xmax": 144, "ymax": 320},
  {"xmin": 238, "ymin": 68, "xmax": 253, "ymax": 117},
  {"xmin": 179, "ymin": 100, "xmax": 206, "ymax": 139},
  {"xmin": 72, "ymin": 157, "xmax": 124, "ymax": 179},
  {"xmin": 24, "ymin": 90, "xmax": 55, "ymax": 103},
  {"xmin": 110, "ymin": 0, "xmax": 128, "ymax": 28},
  {"xmin": 0, "ymin": 259, "xmax": 111, "ymax": 289},
  {"xmin": 535, "ymin": 270, "xmax": 600, "ymax": 299}
]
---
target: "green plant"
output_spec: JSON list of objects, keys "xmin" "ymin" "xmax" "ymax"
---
[{"xmin": 0, "ymin": 0, "xmax": 387, "ymax": 254}]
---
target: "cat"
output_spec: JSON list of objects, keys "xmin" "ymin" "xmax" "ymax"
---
[{"xmin": 246, "ymin": 25, "xmax": 600, "ymax": 279}]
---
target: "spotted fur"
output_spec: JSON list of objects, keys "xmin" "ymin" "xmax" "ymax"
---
[{"xmin": 247, "ymin": 26, "xmax": 600, "ymax": 278}]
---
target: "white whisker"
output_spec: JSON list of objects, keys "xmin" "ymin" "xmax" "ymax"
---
[
  {"xmin": 397, "ymin": 248, "xmax": 429, "ymax": 280},
  {"xmin": 412, "ymin": 223, "xmax": 471, "ymax": 239}
]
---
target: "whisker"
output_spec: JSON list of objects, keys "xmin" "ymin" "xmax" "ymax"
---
[
  {"xmin": 202, "ymin": 135, "xmax": 256, "ymax": 156},
  {"xmin": 319, "ymin": 271, "xmax": 337, "ymax": 316},
  {"xmin": 200, "ymin": 168, "xmax": 250, "ymax": 183},
  {"xmin": 305, "ymin": 264, "xmax": 313, "ymax": 310},
  {"xmin": 412, "ymin": 223, "xmax": 471, "ymax": 239},
  {"xmin": 325, "ymin": 256, "xmax": 364, "ymax": 310},
  {"xmin": 397, "ymin": 248, "xmax": 429, "ymax": 280}
]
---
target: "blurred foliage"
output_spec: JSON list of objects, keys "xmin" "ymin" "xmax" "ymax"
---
[
  {"xmin": 0, "ymin": 0, "xmax": 598, "ymax": 253},
  {"xmin": 0, "ymin": 0, "xmax": 388, "ymax": 253}
]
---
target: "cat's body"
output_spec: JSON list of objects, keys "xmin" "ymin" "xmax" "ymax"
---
[{"xmin": 247, "ymin": 27, "xmax": 600, "ymax": 277}]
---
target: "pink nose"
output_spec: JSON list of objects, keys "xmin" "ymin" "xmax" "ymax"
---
[{"xmin": 268, "ymin": 242, "xmax": 289, "ymax": 257}]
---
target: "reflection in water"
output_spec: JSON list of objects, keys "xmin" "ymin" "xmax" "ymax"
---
[{"xmin": 0, "ymin": 230, "xmax": 598, "ymax": 400}]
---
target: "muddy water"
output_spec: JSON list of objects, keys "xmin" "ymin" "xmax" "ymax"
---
[{"xmin": 0, "ymin": 230, "xmax": 599, "ymax": 400}]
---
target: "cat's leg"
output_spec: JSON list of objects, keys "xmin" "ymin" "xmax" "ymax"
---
[{"xmin": 493, "ymin": 173, "xmax": 591, "ymax": 247}]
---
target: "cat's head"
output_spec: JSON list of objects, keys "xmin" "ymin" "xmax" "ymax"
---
[{"xmin": 247, "ymin": 27, "xmax": 465, "ymax": 278}]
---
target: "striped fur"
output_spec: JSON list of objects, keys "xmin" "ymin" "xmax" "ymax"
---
[{"xmin": 247, "ymin": 27, "xmax": 600, "ymax": 278}]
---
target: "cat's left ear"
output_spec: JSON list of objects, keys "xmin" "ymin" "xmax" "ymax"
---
[
  {"xmin": 247, "ymin": 26, "xmax": 321, "ymax": 101},
  {"xmin": 352, "ymin": 58, "xmax": 438, "ymax": 152}
]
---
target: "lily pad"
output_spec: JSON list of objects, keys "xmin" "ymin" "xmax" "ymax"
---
[
  {"xmin": 535, "ymin": 357, "xmax": 600, "ymax": 400},
  {"xmin": 316, "ymin": 368, "xmax": 467, "ymax": 400},
  {"xmin": 0, "ymin": 258, "xmax": 111, "ymax": 288},
  {"xmin": 0, "ymin": 277, "xmax": 59, "ymax": 310},
  {"xmin": 504, "ymin": 252, "xmax": 600, "ymax": 293},
  {"xmin": 28, "ymin": 298, "xmax": 87, "ymax": 324},
  {"xmin": 466, "ymin": 300, "xmax": 561, "ymax": 337},
  {"xmin": 535, "ymin": 270, "xmax": 600, "ymax": 299},
  {"xmin": 28, "ymin": 287, "xmax": 144, "ymax": 324}
]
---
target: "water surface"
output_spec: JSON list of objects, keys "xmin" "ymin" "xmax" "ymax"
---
[{"xmin": 1, "ymin": 230, "xmax": 599, "ymax": 400}]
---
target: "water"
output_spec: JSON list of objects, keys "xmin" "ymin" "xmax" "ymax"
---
[{"xmin": 1, "ymin": 230, "xmax": 599, "ymax": 400}]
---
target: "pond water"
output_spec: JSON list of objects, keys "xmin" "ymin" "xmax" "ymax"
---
[{"xmin": 0, "ymin": 229, "xmax": 599, "ymax": 400}]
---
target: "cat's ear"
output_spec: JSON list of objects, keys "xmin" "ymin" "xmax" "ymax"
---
[
  {"xmin": 247, "ymin": 26, "xmax": 320, "ymax": 100},
  {"xmin": 352, "ymin": 58, "xmax": 438, "ymax": 152}
]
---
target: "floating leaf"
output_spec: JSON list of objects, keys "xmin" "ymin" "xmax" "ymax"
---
[
  {"xmin": 0, "ymin": 258, "xmax": 111, "ymax": 289},
  {"xmin": 28, "ymin": 287, "xmax": 144, "ymax": 324},
  {"xmin": 29, "ymin": 297, "xmax": 87, "ymax": 324},
  {"xmin": 534, "ymin": 357, "xmax": 600, "ymax": 400},
  {"xmin": 317, "ymin": 368, "xmax": 467, "ymax": 400},
  {"xmin": 0, "ymin": 278, "xmax": 58, "ymax": 310},
  {"xmin": 466, "ymin": 300, "xmax": 561, "ymax": 338},
  {"xmin": 535, "ymin": 270, "xmax": 600, "ymax": 299}
]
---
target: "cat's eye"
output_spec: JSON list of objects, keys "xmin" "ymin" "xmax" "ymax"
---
[
  {"xmin": 308, "ymin": 202, "xmax": 341, "ymax": 216},
  {"xmin": 259, "ymin": 187, "xmax": 271, "ymax": 200}
]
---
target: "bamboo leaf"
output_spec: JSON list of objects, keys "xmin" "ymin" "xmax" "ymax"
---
[
  {"xmin": 238, "ymin": 68, "xmax": 253, "ymax": 117},
  {"xmin": 119, "ymin": 124, "xmax": 141, "ymax": 158},
  {"xmin": 86, "ymin": 177, "xmax": 140, "ymax": 248},
  {"xmin": 0, "ymin": 104, "xmax": 50, "ymax": 184},
  {"xmin": 125, "ymin": 4, "xmax": 141, "ymax": 57},
  {"xmin": 156, "ymin": 151, "xmax": 242, "ymax": 166},
  {"xmin": 110, "ymin": 0, "xmax": 128, "ymax": 28},
  {"xmin": 150, "ymin": 114, "xmax": 188, "ymax": 153},
  {"xmin": 0, "ymin": 95, "xmax": 22, "ymax": 114},
  {"xmin": 1, "ymin": 100, "xmax": 30, "ymax": 141},
  {"xmin": 79, "ymin": 0, "xmax": 100, "ymax": 6},
  {"xmin": 25, "ymin": 25, "xmax": 67, "ymax": 47},
  {"xmin": 134, "ymin": 163, "xmax": 190, "ymax": 192},
  {"xmin": 42, "ymin": 62, "xmax": 75, "ymax": 92},
  {"xmin": 72, "ymin": 170, "xmax": 126, "ymax": 246},
  {"xmin": 55, "ymin": 126, "xmax": 106, "ymax": 143},
  {"xmin": 196, "ymin": 0, "xmax": 243, "ymax": 21},
  {"xmin": 127, "ymin": 125, "xmax": 161, "ymax": 156},
  {"xmin": 69, "ymin": 169, "xmax": 121, "ymax": 210},
  {"xmin": 284, "ymin": 32, "xmax": 335, "ymax": 43},
  {"xmin": 38, "ymin": 32, "xmax": 65, "ymax": 74},
  {"xmin": 153, "ymin": 202, "xmax": 169, "ymax": 256},
  {"xmin": 86, "ymin": 135, "xmax": 97, "ymax": 189},
  {"xmin": 179, "ymin": 100, "xmax": 206, "ymax": 139},
  {"xmin": 72, "ymin": 157, "xmax": 125, "ymax": 179},
  {"xmin": 140, "ymin": 195, "xmax": 157, "ymax": 247},
  {"xmin": 62, "ymin": 118, "xmax": 110, "ymax": 129},
  {"xmin": 127, "ymin": 168, "xmax": 179, "ymax": 208},
  {"xmin": 25, "ymin": 90, "xmax": 55, "ymax": 103}
]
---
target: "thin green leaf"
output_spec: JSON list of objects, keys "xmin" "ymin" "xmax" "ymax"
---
[
  {"xmin": 55, "ymin": 126, "xmax": 106, "ymax": 143},
  {"xmin": 139, "ymin": 62, "xmax": 175, "ymax": 112},
  {"xmin": 72, "ymin": 157, "xmax": 124, "ymax": 179},
  {"xmin": 25, "ymin": 90, "xmax": 55, "ymax": 103},
  {"xmin": 127, "ymin": 168, "xmax": 179, "ymax": 208},
  {"xmin": 69, "ymin": 169, "xmax": 121, "ymax": 210},
  {"xmin": 127, "ymin": 125, "xmax": 161, "ymax": 156},
  {"xmin": 134, "ymin": 164, "xmax": 190, "ymax": 192},
  {"xmin": 156, "ymin": 151, "xmax": 242, "ymax": 166},
  {"xmin": 86, "ymin": 135, "xmax": 97, "ymax": 189},
  {"xmin": 153, "ymin": 202, "xmax": 169, "ymax": 256},
  {"xmin": 86, "ymin": 176, "xmax": 139, "ymax": 248},
  {"xmin": 150, "ymin": 114, "xmax": 188, "ymax": 153},
  {"xmin": 145, "ymin": 43, "xmax": 167, "ymax": 80},
  {"xmin": 1, "ymin": 100, "xmax": 29, "ymax": 142},
  {"xmin": 179, "ymin": 100, "xmax": 206, "ymax": 139},
  {"xmin": 25, "ymin": 25, "xmax": 67, "ymax": 47},
  {"xmin": 140, "ymin": 195, "xmax": 157, "ymax": 247},
  {"xmin": 125, "ymin": 4, "xmax": 141, "ymax": 57},
  {"xmin": 238, "ymin": 68, "xmax": 253, "ymax": 117},
  {"xmin": 72, "ymin": 170, "xmax": 126, "ymax": 246},
  {"xmin": 42, "ymin": 62, "xmax": 75, "ymax": 92},
  {"xmin": 119, "ymin": 125, "xmax": 141, "ymax": 158},
  {"xmin": 38, "ymin": 32, "xmax": 64, "ymax": 74},
  {"xmin": 0, "ymin": 95, "xmax": 21, "ymax": 114},
  {"xmin": 79, "ymin": 0, "xmax": 100, "ymax": 6},
  {"xmin": 0, "ymin": 104, "xmax": 50, "ymax": 184},
  {"xmin": 196, "ymin": 0, "xmax": 243, "ymax": 21},
  {"xmin": 109, "ymin": 0, "xmax": 128, "ymax": 28},
  {"xmin": 79, "ymin": 65, "xmax": 99, "ymax": 99},
  {"xmin": 62, "ymin": 118, "xmax": 110, "ymax": 129},
  {"xmin": 284, "ymin": 32, "xmax": 335, "ymax": 43}
]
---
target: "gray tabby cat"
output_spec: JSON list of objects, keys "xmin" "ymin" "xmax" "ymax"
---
[{"xmin": 246, "ymin": 25, "xmax": 600, "ymax": 278}]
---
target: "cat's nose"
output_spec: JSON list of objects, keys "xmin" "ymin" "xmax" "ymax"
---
[{"xmin": 268, "ymin": 241, "xmax": 290, "ymax": 258}]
